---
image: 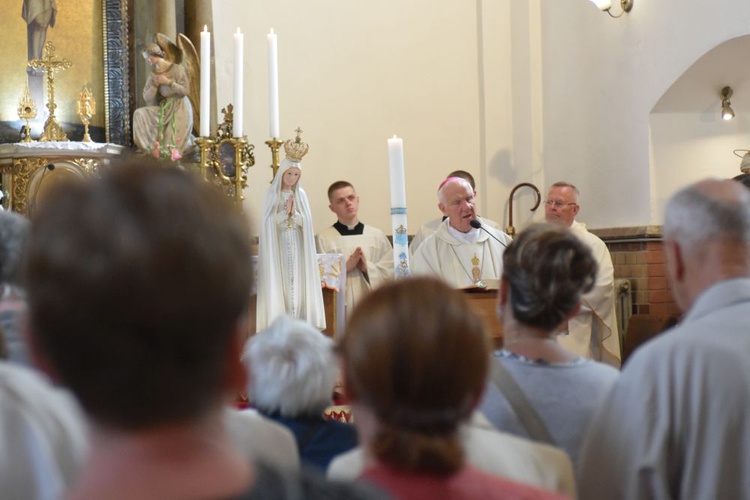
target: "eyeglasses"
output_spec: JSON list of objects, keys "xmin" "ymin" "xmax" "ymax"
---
[{"xmin": 544, "ymin": 200, "xmax": 577, "ymax": 208}]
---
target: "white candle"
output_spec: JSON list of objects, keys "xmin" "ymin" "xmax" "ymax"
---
[
  {"xmin": 199, "ymin": 26, "xmax": 211, "ymax": 137},
  {"xmin": 388, "ymin": 136, "xmax": 406, "ymax": 207},
  {"xmin": 233, "ymin": 28, "xmax": 244, "ymax": 137},
  {"xmin": 267, "ymin": 28, "xmax": 279, "ymax": 138}
]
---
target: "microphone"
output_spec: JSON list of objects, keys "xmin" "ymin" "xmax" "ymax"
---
[
  {"xmin": 470, "ymin": 219, "xmax": 508, "ymax": 248},
  {"xmin": 29, "ymin": 164, "xmax": 55, "ymax": 215}
]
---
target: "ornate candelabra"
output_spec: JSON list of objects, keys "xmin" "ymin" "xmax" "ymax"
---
[
  {"xmin": 28, "ymin": 42, "xmax": 72, "ymax": 142},
  {"xmin": 76, "ymin": 87, "xmax": 96, "ymax": 142},
  {"xmin": 17, "ymin": 84, "xmax": 37, "ymax": 143},
  {"xmin": 196, "ymin": 105, "xmax": 255, "ymax": 207},
  {"xmin": 265, "ymin": 137, "xmax": 283, "ymax": 181}
]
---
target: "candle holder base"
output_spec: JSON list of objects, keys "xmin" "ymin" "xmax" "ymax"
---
[{"xmin": 265, "ymin": 138, "xmax": 283, "ymax": 181}]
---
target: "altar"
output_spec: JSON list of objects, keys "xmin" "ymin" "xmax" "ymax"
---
[{"xmin": 0, "ymin": 142, "xmax": 124, "ymax": 214}]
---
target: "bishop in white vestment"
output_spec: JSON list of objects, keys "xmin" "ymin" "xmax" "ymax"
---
[{"xmin": 411, "ymin": 177, "xmax": 512, "ymax": 288}]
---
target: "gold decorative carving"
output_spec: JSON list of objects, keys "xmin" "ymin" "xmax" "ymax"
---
[
  {"xmin": 77, "ymin": 87, "xmax": 97, "ymax": 143},
  {"xmin": 3, "ymin": 157, "xmax": 103, "ymax": 215},
  {"xmin": 196, "ymin": 105, "xmax": 255, "ymax": 207},
  {"xmin": 17, "ymin": 84, "xmax": 37, "ymax": 143}
]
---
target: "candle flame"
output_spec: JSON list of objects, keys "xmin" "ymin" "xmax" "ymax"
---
[
  {"xmin": 270, "ymin": 28, "xmax": 275, "ymax": 34},
  {"xmin": 236, "ymin": 27, "xmax": 241, "ymax": 34},
  {"xmin": 203, "ymin": 25, "xmax": 208, "ymax": 32}
]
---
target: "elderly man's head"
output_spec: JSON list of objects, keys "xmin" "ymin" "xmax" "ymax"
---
[
  {"xmin": 243, "ymin": 314, "xmax": 337, "ymax": 417},
  {"xmin": 544, "ymin": 182, "xmax": 580, "ymax": 228},
  {"xmin": 663, "ymin": 178, "xmax": 750, "ymax": 312},
  {"xmin": 438, "ymin": 177, "xmax": 477, "ymax": 233}
]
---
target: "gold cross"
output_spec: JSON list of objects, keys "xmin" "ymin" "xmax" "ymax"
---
[{"xmin": 28, "ymin": 42, "xmax": 73, "ymax": 141}]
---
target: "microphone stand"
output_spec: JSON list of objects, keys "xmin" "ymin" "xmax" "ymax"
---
[{"xmin": 470, "ymin": 219, "xmax": 508, "ymax": 248}]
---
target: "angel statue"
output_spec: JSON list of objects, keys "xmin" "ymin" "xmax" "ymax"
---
[{"xmin": 133, "ymin": 33, "xmax": 200, "ymax": 161}]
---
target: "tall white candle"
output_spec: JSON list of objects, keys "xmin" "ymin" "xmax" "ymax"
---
[
  {"xmin": 233, "ymin": 28, "xmax": 244, "ymax": 137},
  {"xmin": 388, "ymin": 135, "xmax": 410, "ymax": 278},
  {"xmin": 267, "ymin": 28, "xmax": 279, "ymax": 138},
  {"xmin": 199, "ymin": 26, "xmax": 211, "ymax": 137},
  {"xmin": 388, "ymin": 136, "xmax": 406, "ymax": 207}
]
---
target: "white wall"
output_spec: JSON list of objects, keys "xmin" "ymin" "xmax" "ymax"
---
[
  {"xmin": 650, "ymin": 112, "xmax": 750, "ymax": 222},
  {"xmin": 214, "ymin": 0, "xmax": 511, "ymax": 238},
  {"xmin": 213, "ymin": 0, "xmax": 750, "ymax": 235},
  {"xmin": 541, "ymin": 0, "xmax": 750, "ymax": 227}
]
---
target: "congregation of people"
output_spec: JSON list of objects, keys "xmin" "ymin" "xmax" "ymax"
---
[{"xmin": 2, "ymin": 154, "xmax": 750, "ymax": 499}]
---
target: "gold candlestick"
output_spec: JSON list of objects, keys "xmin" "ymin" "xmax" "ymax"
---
[
  {"xmin": 17, "ymin": 84, "xmax": 37, "ymax": 143},
  {"xmin": 195, "ymin": 136, "xmax": 215, "ymax": 181},
  {"xmin": 265, "ymin": 138, "xmax": 283, "ymax": 181},
  {"xmin": 76, "ymin": 87, "xmax": 96, "ymax": 142}
]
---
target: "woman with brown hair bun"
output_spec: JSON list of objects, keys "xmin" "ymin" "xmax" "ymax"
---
[
  {"xmin": 479, "ymin": 223, "xmax": 619, "ymax": 471},
  {"xmin": 339, "ymin": 277, "xmax": 564, "ymax": 499}
]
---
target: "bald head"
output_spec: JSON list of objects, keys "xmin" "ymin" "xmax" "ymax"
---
[
  {"xmin": 438, "ymin": 177, "xmax": 477, "ymax": 233},
  {"xmin": 664, "ymin": 179, "xmax": 750, "ymax": 250},
  {"xmin": 663, "ymin": 178, "xmax": 750, "ymax": 312}
]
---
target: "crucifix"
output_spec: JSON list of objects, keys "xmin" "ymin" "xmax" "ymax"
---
[{"xmin": 28, "ymin": 42, "xmax": 72, "ymax": 142}]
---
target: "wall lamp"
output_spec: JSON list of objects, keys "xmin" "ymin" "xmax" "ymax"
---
[
  {"xmin": 721, "ymin": 87, "xmax": 735, "ymax": 121},
  {"xmin": 590, "ymin": 0, "xmax": 633, "ymax": 18}
]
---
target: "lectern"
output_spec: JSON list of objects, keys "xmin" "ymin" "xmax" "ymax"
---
[{"xmin": 462, "ymin": 284, "xmax": 503, "ymax": 349}]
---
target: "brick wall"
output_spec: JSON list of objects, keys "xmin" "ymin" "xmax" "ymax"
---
[{"xmin": 594, "ymin": 226, "xmax": 681, "ymax": 319}]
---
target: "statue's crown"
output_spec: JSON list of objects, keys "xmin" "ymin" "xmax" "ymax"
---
[{"xmin": 284, "ymin": 127, "xmax": 309, "ymax": 162}]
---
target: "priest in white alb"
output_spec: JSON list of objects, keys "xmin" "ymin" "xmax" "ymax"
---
[
  {"xmin": 411, "ymin": 177, "xmax": 512, "ymax": 288},
  {"xmin": 545, "ymin": 181, "xmax": 621, "ymax": 368}
]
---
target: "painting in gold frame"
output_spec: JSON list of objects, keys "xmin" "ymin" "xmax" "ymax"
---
[{"xmin": 0, "ymin": 0, "xmax": 132, "ymax": 145}]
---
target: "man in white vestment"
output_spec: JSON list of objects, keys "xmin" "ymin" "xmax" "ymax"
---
[
  {"xmin": 0, "ymin": 361, "xmax": 89, "ymax": 499},
  {"xmin": 315, "ymin": 181, "xmax": 393, "ymax": 314},
  {"xmin": 578, "ymin": 179, "xmax": 750, "ymax": 500},
  {"xmin": 545, "ymin": 182, "xmax": 621, "ymax": 367},
  {"xmin": 411, "ymin": 177, "xmax": 512, "ymax": 288},
  {"xmin": 410, "ymin": 170, "xmax": 501, "ymax": 254}
]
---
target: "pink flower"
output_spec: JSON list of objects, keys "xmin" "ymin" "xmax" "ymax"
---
[
  {"xmin": 151, "ymin": 148, "xmax": 160, "ymax": 158},
  {"xmin": 170, "ymin": 148, "xmax": 182, "ymax": 161}
]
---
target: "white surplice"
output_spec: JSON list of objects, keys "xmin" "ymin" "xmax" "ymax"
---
[
  {"xmin": 557, "ymin": 221, "xmax": 621, "ymax": 367},
  {"xmin": 411, "ymin": 217, "xmax": 512, "ymax": 289},
  {"xmin": 315, "ymin": 224, "xmax": 393, "ymax": 312}
]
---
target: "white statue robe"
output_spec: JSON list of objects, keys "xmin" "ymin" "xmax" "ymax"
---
[
  {"xmin": 411, "ymin": 217, "xmax": 512, "ymax": 289},
  {"xmin": 256, "ymin": 161, "xmax": 326, "ymax": 331},
  {"xmin": 557, "ymin": 221, "xmax": 621, "ymax": 367},
  {"xmin": 315, "ymin": 223, "xmax": 393, "ymax": 313}
]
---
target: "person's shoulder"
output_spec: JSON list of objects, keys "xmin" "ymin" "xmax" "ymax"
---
[
  {"xmin": 223, "ymin": 408, "xmax": 300, "ymax": 470},
  {"xmin": 326, "ymin": 446, "xmax": 365, "ymax": 480},
  {"xmin": 570, "ymin": 221, "xmax": 606, "ymax": 245},
  {"xmin": 315, "ymin": 225, "xmax": 338, "ymax": 239},
  {"xmin": 460, "ymin": 465, "xmax": 567, "ymax": 500},
  {"xmin": 242, "ymin": 461, "xmax": 388, "ymax": 500},
  {"xmin": 362, "ymin": 223, "xmax": 388, "ymax": 237}
]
